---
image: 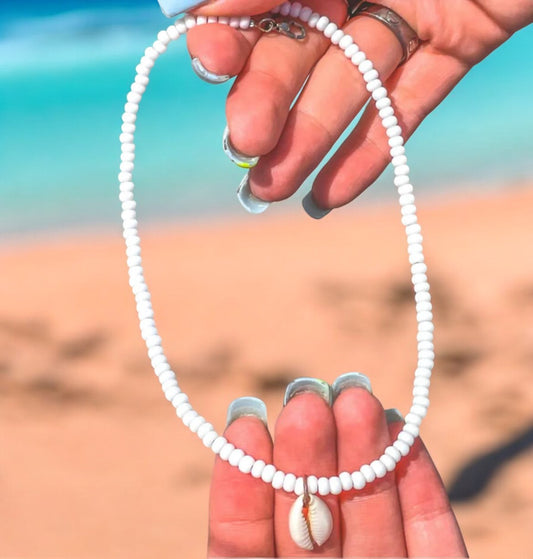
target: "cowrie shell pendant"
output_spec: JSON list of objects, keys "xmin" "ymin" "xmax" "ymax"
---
[{"xmin": 288, "ymin": 492, "xmax": 333, "ymax": 550}]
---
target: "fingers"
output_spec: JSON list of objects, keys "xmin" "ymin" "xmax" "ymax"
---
[
  {"xmin": 248, "ymin": 14, "xmax": 403, "ymax": 202},
  {"xmin": 208, "ymin": 399, "xmax": 275, "ymax": 558},
  {"xmin": 334, "ymin": 384, "xmax": 407, "ymax": 557},
  {"xmin": 387, "ymin": 418, "xmax": 469, "ymax": 558},
  {"xmin": 274, "ymin": 385, "xmax": 342, "ymax": 556},
  {"xmin": 226, "ymin": 0, "xmax": 349, "ymax": 157},
  {"xmin": 310, "ymin": 47, "xmax": 469, "ymax": 209},
  {"xmin": 194, "ymin": 0, "xmax": 282, "ymax": 17}
]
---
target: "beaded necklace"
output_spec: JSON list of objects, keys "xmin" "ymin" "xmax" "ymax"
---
[{"xmin": 118, "ymin": 2, "xmax": 434, "ymax": 550}]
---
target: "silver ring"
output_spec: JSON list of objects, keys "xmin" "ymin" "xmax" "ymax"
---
[{"xmin": 347, "ymin": 1, "xmax": 420, "ymax": 64}]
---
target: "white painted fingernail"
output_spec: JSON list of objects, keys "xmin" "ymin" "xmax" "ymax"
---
[
  {"xmin": 157, "ymin": 0, "xmax": 207, "ymax": 17},
  {"xmin": 223, "ymin": 126, "xmax": 260, "ymax": 169},
  {"xmin": 332, "ymin": 372, "xmax": 373, "ymax": 401},
  {"xmin": 385, "ymin": 408, "xmax": 404, "ymax": 423},
  {"xmin": 226, "ymin": 397, "xmax": 268, "ymax": 427},
  {"xmin": 302, "ymin": 191, "xmax": 331, "ymax": 219},
  {"xmin": 191, "ymin": 58, "xmax": 230, "ymax": 84},
  {"xmin": 284, "ymin": 377, "xmax": 333, "ymax": 407},
  {"xmin": 237, "ymin": 174, "xmax": 270, "ymax": 214}
]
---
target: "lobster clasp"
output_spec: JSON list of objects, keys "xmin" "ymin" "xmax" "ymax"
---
[{"xmin": 251, "ymin": 17, "xmax": 307, "ymax": 41}]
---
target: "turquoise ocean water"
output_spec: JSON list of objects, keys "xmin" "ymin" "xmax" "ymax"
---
[{"xmin": 1, "ymin": 1, "xmax": 532, "ymax": 237}]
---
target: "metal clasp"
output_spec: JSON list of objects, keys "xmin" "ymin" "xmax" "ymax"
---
[{"xmin": 250, "ymin": 17, "xmax": 306, "ymax": 41}]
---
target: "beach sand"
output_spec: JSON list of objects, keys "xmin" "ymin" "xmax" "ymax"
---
[{"xmin": 1, "ymin": 186, "xmax": 532, "ymax": 558}]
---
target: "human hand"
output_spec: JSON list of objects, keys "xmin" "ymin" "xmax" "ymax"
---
[
  {"xmin": 208, "ymin": 374, "xmax": 468, "ymax": 557},
  {"xmin": 186, "ymin": 0, "xmax": 533, "ymax": 215}
]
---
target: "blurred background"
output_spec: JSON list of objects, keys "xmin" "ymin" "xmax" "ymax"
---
[{"xmin": 1, "ymin": 1, "xmax": 532, "ymax": 557}]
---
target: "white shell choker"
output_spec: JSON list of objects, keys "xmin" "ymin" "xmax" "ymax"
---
[{"xmin": 118, "ymin": 1, "xmax": 434, "ymax": 550}]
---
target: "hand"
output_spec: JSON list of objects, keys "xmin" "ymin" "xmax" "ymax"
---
[
  {"xmin": 208, "ymin": 377, "xmax": 468, "ymax": 557},
  {"xmin": 188, "ymin": 0, "xmax": 533, "ymax": 213}
]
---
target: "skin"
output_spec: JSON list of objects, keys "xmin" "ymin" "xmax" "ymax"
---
[
  {"xmin": 208, "ymin": 388, "xmax": 468, "ymax": 557},
  {"xmin": 187, "ymin": 0, "xmax": 533, "ymax": 210}
]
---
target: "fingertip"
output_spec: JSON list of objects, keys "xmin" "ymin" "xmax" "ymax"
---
[{"xmin": 187, "ymin": 24, "xmax": 254, "ymax": 77}]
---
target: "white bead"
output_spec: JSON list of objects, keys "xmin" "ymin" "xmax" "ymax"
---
[
  {"xmin": 120, "ymin": 161, "xmax": 134, "ymax": 173},
  {"xmin": 157, "ymin": 30, "xmax": 171, "ymax": 45},
  {"xmin": 413, "ymin": 395, "xmax": 430, "ymax": 408},
  {"xmin": 184, "ymin": 14, "xmax": 196, "ymax": 29},
  {"xmin": 228, "ymin": 448, "xmax": 245, "ymax": 466},
  {"xmin": 324, "ymin": 22, "xmax": 338, "ymax": 38},
  {"xmin": 351, "ymin": 51, "xmax": 366, "ymax": 65},
  {"xmin": 211, "ymin": 436, "xmax": 227, "ymax": 455},
  {"xmin": 403, "ymin": 422, "xmax": 420, "ymax": 438},
  {"xmin": 363, "ymin": 69, "xmax": 379, "ymax": 83},
  {"xmin": 126, "ymin": 91, "xmax": 141, "ymax": 104},
  {"xmin": 419, "ymin": 321, "xmax": 434, "ymax": 332},
  {"xmin": 229, "ymin": 16, "xmax": 240, "ymax": 28},
  {"xmin": 344, "ymin": 43, "xmax": 359, "ymax": 58},
  {"xmin": 318, "ymin": 477, "xmax": 330, "ymax": 496},
  {"xmin": 380, "ymin": 454, "xmax": 397, "ymax": 472},
  {"xmin": 134, "ymin": 73, "xmax": 149, "ymax": 86},
  {"xmin": 166, "ymin": 25, "xmax": 179, "ymax": 40},
  {"xmin": 387, "ymin": 125, "xmax": 403, "ymax": 138},
  {"xmin": 329, "ymin": 476, "xmax": 342, "ymax": 495},
  {"xmin": 119, "ymin": 191, "xmax": 133, "ymax": 202},
  {"xmin": 339, "ymin": 471, "xmax": 353, "ymax": 491},
  {"xmin": 121, "ymin": 122, "xmax": 136, "ymax": 134},
  {"xmin": 239, "ymin": 16, "xmax": 251, "ymax": 29},
  {"xmin": 358, "ymin": 59, "xmax": 373, "ymax": 73},
  {"xmin": 414, "ymin": 282, "xmax": 430, "ymax": 293},
  {"xmin": 147, "ymin": 346, "xmax": 162, "ymax": 359},
  {"xmin": 294, "ymin": 477, "xmax": 305, "ymax": 496},
  {"xmin": 370, "ymin": 459, "xmax": 387, "ymax": 478},
  {"xmin": 366, "ymin": 79, "xmax": 382, "ymax": 93},
  {"xmin": 261, "ymin": 464, "xmax": 276, "ymax": 483},
  {"xmin": 153, "ymin": 40, "xmax": 167, "ymax": 54},
  {"xmin": 388, "ymin": 135, "xmax": 404, "ymax": 147},
  {"xmin": 401, "ymin": 204, "xmax": 416, "ymax": 216},
  {"xmin": 299, "ymin": 6, "xmax": 313, "ymax": 22},
  {"xmin": 270, "ymin": 4, "xmax": 281, "ymax": 14},
  {"xmin": 411, "ymin": 404, "xmax": 428, "ymax": 417},
  {"xmin": 417, "ymin": 312, "xmax": 433, "ymax": 324},
  {"xmin": 394, "ymin": 175, "xmax": 410, "ymax": 187},
  {"xmin": 283, "ymin": 473, "xmax": 297, "ymax": 493},
  {"xmin": 338, "ymin": 34, "xmax": 353, "ymax": 50},
  {"xmin": 408, "ymin": 242, "xmax": 422, "ymax": 253},
  {"xmin": 316, "ymin": 15, "xmax": 330, "ymax": 32},
  {"xmin": 415, "ymin": 366, "xmax": 432, "ymax": 378},
  {"xmin": 414, "ymin": 376, "xmax": 430, "ymax": 387},
  {"xmin": 372, "ymin": 86, "xmax": 388, "ymax": 100},
  {"xmin": 280, "ymin": 2, "xmax": 291, "ymax": 16},
  {"xmin": 393, "ymin": 439, "xmax": 411, "ymax": 456},
  {"xmin": 392, "ymin": 153, "xmax": 407, "ymax": 167},
  {"xmin": 135, "ymin": 64, "xmax": 150, "ymax": 76},
  {"xmin": 219, "ymin": 443, "xmax": 235, "ymax": 461},
  {"xmin": 307, "ymin": 475, "xmax": 318, "ymax": 494},
  {"xmin": 176, "ymin": 402, "xmax": 192, "ymax": 418},
  {"xmin": 384, "ymin": 445, "xmax": 402, "ymax": 463},
  {"xmin": 144, "ymin": 46, "xmax": 158, "ymax": 61},
  {"xmin": 419, "ymin": 348, "xmax": 434, "ymax": 359},
  {"xmin": 202, "ymin": 430, "xmax": 218, "ymax": 448},
  {"xmin": 271, "ymin": 470, "xmax": 285, "ymax": 489},
  {"xmin": 331, "ymin": 29, "xmax": 344, "ymax": 45},
  {"xmin": 399, "ymin": 193, "xmax": 415, "ymax": 206},
  {"xmin": 375, "ymin": 96, "xmax": 391, "ymax": 110},
  {"xmin": 351, "ymin": 471, "xmax": 366, "ymax": 490},
  {"xmin": 174, "ymin": 20, "xmax": 186, "ymax": 34},
  {"xmin": 164, "ymin": 385, "xmax": 180, "ymax": 401},
  {"xmin": 390, "ymin": 145, "xmax": 405, "ymax": 157},
  {"xmin": 308, "ymin": 12, "xmax": 321, "ymax": 28},
  {"xmin": 189, "ymin": 415, "xmax": 205, "ymax": 433},
  {"xmin": 251, "ymin": 459, "xmax": 266, "ymax": 479},
  {"xmin": 197, "ymin": 421, "xmax": 213, "ymax": 439},
  {"xmin": 408, "ymin": 232, "xmax": 423, "ymax": 244},
  {"xmin": 394, "ymin": 164, "xmax": 410, "ymax": 176},
  {"xmin": 290, "ymin": 2, "xmax": 302, "ymax": 18},
  {"xmin": 416, "ymin": 302, "xmax": 432, "ymax": 313},
  {"xmin": 360, "ymin": 464, "xmax": 376, "ymax": 483},
  {"xmin": 405, "ymin": 412, "xmax": 423, "ymax": 426},
  {"xmin": 379, "ymin": 106, "xmax": 394, "ymax": 119},
  {"xmin": 140, "ymin": 56, "xmax": 155, "ymax": 69},
  {"xmin": 207, "ymin": 16, "xmax": 217, "ymax": 24},
  {"xmin": 398, "ymin": 430, "xmax": 415, "ymax": 446},
  {"xmin": 407, "ymin": 224, "xmax": 422, "ymax": 236},
  {"xmin": 161, "ymin": 379, "xmax": 178, "ymax": 394}
]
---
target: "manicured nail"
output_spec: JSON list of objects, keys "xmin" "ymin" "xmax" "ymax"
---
[
  {"xmin": 237, "ymin": 173, "xmax": 270, "ymax": 214},
  {"xmin": 191, "ymin": 58, "xmax": 230, "ymax": 84},
  {"xmin": 157, "ymin": 0, "xmax": 208, "ymax": 17},
  {"xmin": 226, "ymin": 396, "xmax": 268, "ymax": 427},
  {"xmin": 284, "ymin": 377, "xmax": 332, "ymax": 407},
  {"xmin": 302, "ymin": 191, "xmax": 331, "ymax": 219},
  {"xmin": 385, "ymin": 408, "xmax": 404, "ymax": 423},
  {"xmin": 331, "ymin": 372, "xmax": 372, "ymax": 401},
  {"xmin": 223, "ymin": 126, "xmax": 260, "ymax": 169}
]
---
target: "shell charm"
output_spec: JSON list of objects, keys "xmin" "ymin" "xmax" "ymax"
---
[{"xmin": 289, "ymin": 492, "xmax": 333, "ymax": 550}]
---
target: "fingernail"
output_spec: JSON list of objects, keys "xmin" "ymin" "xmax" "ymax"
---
[
  {"xmin": 284, "ymin": 377, "xmax": 332, "ymax": 407},
  {"xmin": 331, "ymin": 372, "xmax": 373, "ymax": 401},
  {"xmin": 302, "ymin": 191, "xmax": 331, "ymax": 219},
  {"xmin": 226, "ymin": 396, "xmax": 268, "ymax": 427},
  {"xmin": 191, "ymin": 58, "xmax": 230, "ymax": 84},
  {"xmin": 223, "ymin": 126, "xmax": 260, "ymax": 169},
  {"xmin": 157, "ymin": 0, "xmax": 207, "ymax": 17},
  {"xmin": 385, "ymin": 408, "xmax": 404, "ymax": 423},
  {"xmin": 237, "ymin": 173, "xmax": 270, "ymax": 214}
]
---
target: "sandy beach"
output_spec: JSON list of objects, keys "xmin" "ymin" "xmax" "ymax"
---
[{"xmin": 1, "ymin": 185, "xmax": 532, "ymax": 558}]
